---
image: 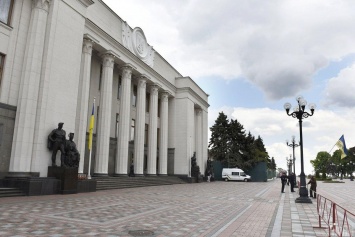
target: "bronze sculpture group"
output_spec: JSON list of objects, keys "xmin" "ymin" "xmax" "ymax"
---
[{"xmin": 48, "ymin": 123, "xmax": 80, "ymax": 168}]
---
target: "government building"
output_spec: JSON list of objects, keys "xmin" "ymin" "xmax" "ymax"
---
[{"xmin": 0, "ymin": 0, "xmax": 209, "ymax": 180}]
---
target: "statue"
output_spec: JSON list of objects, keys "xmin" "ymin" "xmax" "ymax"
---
[
  {"xmin": 48, "ymin": 122, "xmax": 66, "ymax": 167},
  {"xmin": 64, "ymin": 133, "xmax": 80, "ymax": 168}
]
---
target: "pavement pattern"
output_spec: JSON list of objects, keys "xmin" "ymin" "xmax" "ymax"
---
[{"xmin": 0, "ymin": 178, "xmax": 353, "ymax": 237}]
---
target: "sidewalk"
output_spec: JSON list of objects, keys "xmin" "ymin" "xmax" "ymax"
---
[{"xmin": 0, "ymin": 178, "xmax": 337, "ymax": 236}]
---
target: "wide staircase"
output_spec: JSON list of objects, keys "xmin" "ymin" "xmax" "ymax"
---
[
  {"xmin": 0, "ymin": 187, "xmax": 25, "ymax": 198},
  {"xmin": 93, "ymin": 176, "xmax": 188, "ymax": 191}
]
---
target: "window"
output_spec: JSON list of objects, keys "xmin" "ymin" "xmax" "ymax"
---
[
  {"xmin": 232, "ymin": 172, "xmax": 239, "ymax": 176},
  {"xmin": 117, "ymin": 75, "xmax": 121, "ymax": 99},
  {"xmin": 132, "ymin": 85, "xmax": 137, "ymax": 107},
  {"xmin": 115, "ymin": 113, "xmax": 119, "ymax": 138},
  {"xmin": 0, "ymin": 0, "xmax": 14, "ymax": 25},
  {"xmin": 157, "ymin": 128, "xmax": 160, "ymax": 148},
  {"xmin": 96, "ymin": 106, "xmax": 99, "ymax": 134},
  {"xmin": 144, "ymin": 124, "xmax": 148, "ymax": 145},
  {"xmin": 0, "ymin": 53, "xmax": 4, "ymax": 88},
  {"xmin": 98, "ymin": 64, "xmax": 103, "ymax": 90},
  {"xmin": 130, "ymin": 119, "xmax": 135, "ymax": 141},
  {"xmin": 146, "ymin": 93, "xmax": 150, "ymax": 112}
]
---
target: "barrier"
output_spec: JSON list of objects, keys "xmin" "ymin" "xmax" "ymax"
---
[{"xmin": 316, "ymin": 194, "xmax": 355, "ymax": 236}]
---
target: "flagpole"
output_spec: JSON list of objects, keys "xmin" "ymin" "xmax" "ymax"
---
[
  {"xmin": 87, "ymin": 97, "xmax": 95, "ymax": 180},
  {"xmin": 328, "ymin": 143, "xmax": 337, "ymax": 155}
]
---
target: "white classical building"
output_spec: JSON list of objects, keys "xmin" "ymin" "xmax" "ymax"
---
[{"xmin": 0, "ymin": 0, "xmax": 209, "ymax": 179}]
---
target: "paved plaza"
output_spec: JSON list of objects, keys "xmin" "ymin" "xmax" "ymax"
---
[{"xmin": 0, "ymin": 178, "xmax": 354, "ymax": 237}]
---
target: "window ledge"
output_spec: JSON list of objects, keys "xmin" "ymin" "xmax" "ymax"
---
[{"xmin": 0, "ymin": 21, "xmax": 12, "ymax": 35}]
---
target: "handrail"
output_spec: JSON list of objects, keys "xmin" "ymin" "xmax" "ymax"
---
[{"xmin": 316, "ymin": 194, "xmax": 355, "ymax": 236}]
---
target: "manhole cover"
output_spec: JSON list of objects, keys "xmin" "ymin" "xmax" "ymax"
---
[{"xmin": 128, "ymin": 230, "xmax": 154, "ymax": 236}]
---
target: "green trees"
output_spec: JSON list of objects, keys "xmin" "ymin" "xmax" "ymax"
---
[
  {"xmin": 208, "ymin": 112, "xmax": 270, "ymax": 171},
  {"xmin": 310, "ymin": 152, "xmax": 331, "ymax": 179},
  {"xmin": 310, "ymin": 146, "xmax": 355, "ymax": 179}
]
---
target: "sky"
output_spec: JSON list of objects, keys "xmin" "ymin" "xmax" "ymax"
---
[{"xmin": 102, "ymin": 0, "xmax": 355, "ymax": 175}]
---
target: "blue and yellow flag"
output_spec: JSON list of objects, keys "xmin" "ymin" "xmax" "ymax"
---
[
  {"xmin": 336, "ymin": 135, "xmax": 348, "ymax": 159},
  {"xmin": 88, "ymin": 103, "xmax": 95, "ymax": 150}
]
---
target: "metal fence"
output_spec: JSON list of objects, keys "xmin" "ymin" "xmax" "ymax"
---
[{"xmin": 315, "ymin": 194, "xmax": 355, "ymax": 236}]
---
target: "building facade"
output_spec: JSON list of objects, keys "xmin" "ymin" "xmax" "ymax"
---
[{"xmin": 0, "ymin": 0, "xmax": 209, "ymax": 179}]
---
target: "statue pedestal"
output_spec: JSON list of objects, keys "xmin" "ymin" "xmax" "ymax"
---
[{"xmin": 48, "ymin": 166, "xmax": 78, "ymax": 194}]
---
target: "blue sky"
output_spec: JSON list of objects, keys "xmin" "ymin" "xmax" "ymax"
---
[{"xmin": 103, "ymin": 0, "xmax": 355, "ymax": 175}]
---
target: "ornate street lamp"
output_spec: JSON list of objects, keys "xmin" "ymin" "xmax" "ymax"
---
[
  {"xmin": 287, "ymin": 135, "xmax": 300, "ymax": 185},
  {"xmin": 286, "ymin": 155, "xmax": 293, "ymax": 175},
  {"xmin": 284, "ymin": 95, "xmax": 316, "ymax": 203}
]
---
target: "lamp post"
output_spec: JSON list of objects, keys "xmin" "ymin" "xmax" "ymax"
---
[
  {"xmin": 286, "ymin": 136, "xmax": 300, "ymax": 175},
  {"xmin": 286, "ymin": 155, "xmax": 293, "ymax": 175},
  {"xmin": 284, "ymin": 95, "xmax": 316, "ymax": 204}
]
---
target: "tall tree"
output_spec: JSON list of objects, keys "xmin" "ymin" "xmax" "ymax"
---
[
  {"xmin": 209, "ymin": 112, "xmax": 230, "ymax": 163},
  {"xmin": 227, "ymin": 118, "xmax": 246, "ymax": 168},
  {"xmin": 310, "ymin": 151, "xmax": 331, "ymax": 178}
]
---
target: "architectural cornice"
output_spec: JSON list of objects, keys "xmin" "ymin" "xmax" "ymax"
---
[
  {"xmin": 84, "ymin": 33, "xmax": 99, "ymax": 44},
  {"xmin": 176, "ymin": 87, "xmax": 210, "ymax": 109},
  {"xmin": 78, "ymin": 0, "xmax": 94, "ymax": 8}
]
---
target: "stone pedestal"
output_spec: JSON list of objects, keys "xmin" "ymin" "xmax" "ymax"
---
[{"xmin": 48, "ymin": 166, "xmax": 78, "ymax": 194}]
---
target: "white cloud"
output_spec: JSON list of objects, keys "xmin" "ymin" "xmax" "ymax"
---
[
  {"xmin": 323, "ymin": 64, "xmax": 355, "ymax": 108},
  {"xmin": 104, "ymin": 0, "xmax": 355, "ymax": 100}
]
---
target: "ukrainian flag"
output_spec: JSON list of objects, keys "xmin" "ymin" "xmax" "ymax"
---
[
  {"xmin": 336, "ymin": 135, "xmax": 348, "ymax": 159},
  {"xmin": 88, "ymin": 103, "xmax": 95, "ymax": 150}
]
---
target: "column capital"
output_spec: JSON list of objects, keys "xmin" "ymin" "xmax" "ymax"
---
[
  {"xmin": 149, "ymin": 84, "xmax": 160, "ymax": 95},
  {"xmin": 196, "ymin": 108, "xmax": 203, "ymax": 115},
  {"xmin": 82, "ymin": 39, "xmax": 94, "ymax": 55},
  {"xmin": 32, "ymin": 0, "xmax": 50, "ymax": 12},
  {"xmin": 101, "ymin": 53, "xmax": 115, "ymax": 68},
  {"xmin": 120, "ymin": 63, "xmax": 137, "ymax": 72},
  {"xmin": 160, "ymin": 91, "xmax": 170, "ymax": 102},
  {"xmin": 137, "ymin": 77, "xmax": 147, "ymax": 89}
]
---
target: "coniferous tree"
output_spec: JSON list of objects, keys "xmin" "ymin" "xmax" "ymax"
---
[
  {"xmin": 227, "ymin": 118, "xmax": 246, "ymax": 168},
  {"xmin": 209, "ymin": 112, "xmax": 230, "ymax": 163}
]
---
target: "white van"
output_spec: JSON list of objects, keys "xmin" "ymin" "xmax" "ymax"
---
[{"xmin": 222, "ymin": 168, "xmax": 251, "ymax": 182}]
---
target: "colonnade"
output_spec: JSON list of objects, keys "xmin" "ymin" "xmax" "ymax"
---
[{"xmin": 77, "ymin": 39, "xmax": 171, "ymax": 177}]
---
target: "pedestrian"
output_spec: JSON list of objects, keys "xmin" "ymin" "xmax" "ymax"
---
[
  {"xmin": 280, "ymin": 172, "xmax": 287, "ymax": 193},
  {"xmin": 307, "ymin": 176, "xmax": 317, "ymax": 198},
  {"xmin": 287, "ymin": 172, "xmax": 296, "ymax": 192},
  {"xmin": 207, "ymin": 170, "xmax": 211, "ymax": 182}
]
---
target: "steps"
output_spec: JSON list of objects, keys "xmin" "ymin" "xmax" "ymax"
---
[
  {"xmin": 93, "ymin": 176, "xmax": 187, "ymax": 191},
  {"xmin": 0, "ymin": 187, "xmax": 25, "ymax": 198}
]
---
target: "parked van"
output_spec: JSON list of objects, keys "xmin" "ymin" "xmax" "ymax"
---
[{"xmin": 222, "ymin": 168, "xmax": 251, "ymax": 182}]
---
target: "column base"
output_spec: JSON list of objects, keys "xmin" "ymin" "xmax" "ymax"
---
[
  {"xmin": 158, "ymin": 174, "xmax": 168, "ymax": 176},
  {"xmin": 133, "ymin": 174, "xmax": 144, "ymax": 177},
  {"xmin": 113, "ymin": 174, "xmax": 128, "ymax": 177},
  {"xmin": 6, "ymin": 172, "xmax": 40, "ymax": 178},
  {"xmin": 146, "ymin": 174, "xmax": 157, "ymax": 176},
  {"xmin": 92, "ymin": 173, "xmax": 108, "ymax": 177}
]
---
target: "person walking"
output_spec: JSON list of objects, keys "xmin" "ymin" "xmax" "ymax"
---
[
  {"xmin": 280, "ymin": 172, "xmax": 288, "ymax": 193},
  {"xmin": 307, "ymin": 176, "xmax": 317, "ymax": 198},
  {"xmin": 287, "ymin": 172, "xmax": 296, "ymax": 192}
]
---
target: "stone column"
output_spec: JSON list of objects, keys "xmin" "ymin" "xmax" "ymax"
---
[
  {"xmin": 115, "ymin": 64, "xmax": 133, "ymax": 176},
  {"xmin": 158, "ymin": 92, "xmax": 169, "ymax": 176},
  {"xmin": 76, "ymin": 37, "xmax": 95, "ymax": 174},
  {"xmin": 196, "ymin": 108, "xmax": 203, "ymax": 171},
  {"xmin": 9, "ymin": 0, "xmax": 50, "ymax": 175},
  {"xmin": 147, "ymin": 84, "xmax": 159, "ymax": 176},
  {"xmin": 133, "ymin": 76, "xmax": 147, "ymax": 176},
  {"xmin": 93, "ymin": 52, "xmax": 115, "ymax": 176}
]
